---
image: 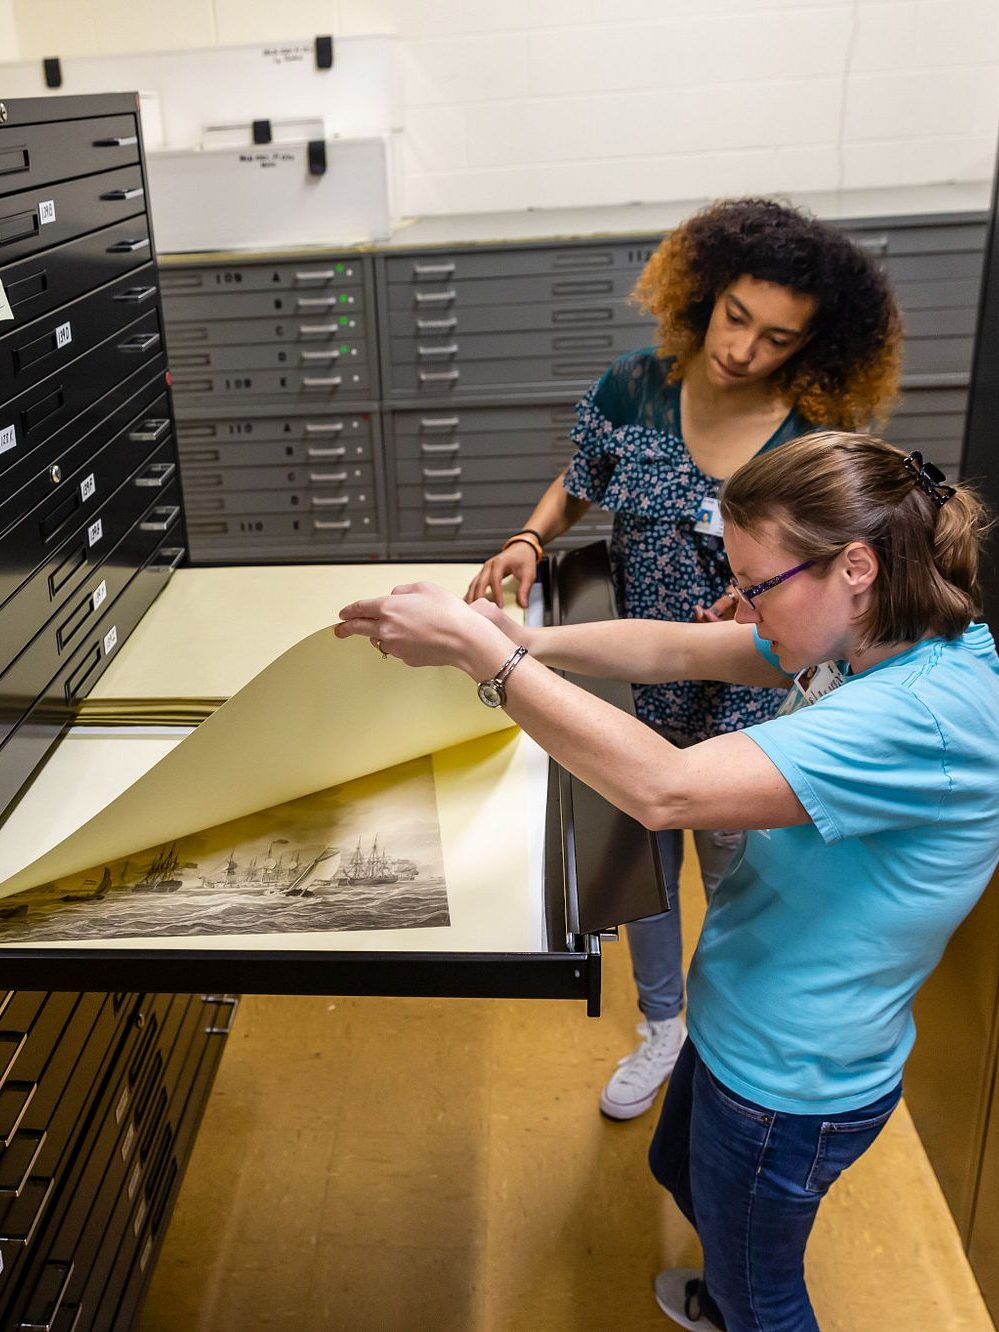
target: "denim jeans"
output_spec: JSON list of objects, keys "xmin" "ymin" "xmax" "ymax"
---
[
  {"xmin": 626, "ymin": 828, "xmax": 743, "ymax": 1022},
  {"xmin": 649, "ymin": 1039, "xmax": 902, "ymax": 1332}
]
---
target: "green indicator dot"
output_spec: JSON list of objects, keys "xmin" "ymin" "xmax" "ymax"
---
[
  {"xmin": 339, "ymin": 315, "xmax": 349, "ymax": 326},
  {"xmin": 335, "ymin": 262, "xmax": 345, "ymax": 272},
  {"xmin": 340, "ymin": 344, "xmax": 350, "ymax": 354},
  {"xmin": 338, "ymin": 293, "xmax": 348, "ymax": 304}
]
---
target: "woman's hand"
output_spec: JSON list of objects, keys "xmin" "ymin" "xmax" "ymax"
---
[
  {"xmin": 335, "ymin": 582, "xmax": 511, "ymax": 677},
  {"xmin": 468, "ymin": 596, "xmax": 533, "ymax": 649},
  {"xmin": 465, "ymin": 543, "xmax": 538, "ymax": 609},
  {"xmin": 693, "ymin": 589, "xmax": 738, "ymax": 623}
]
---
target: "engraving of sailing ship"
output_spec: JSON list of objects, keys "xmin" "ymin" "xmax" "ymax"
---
[
  {"xmin": 132, "ymin": 843, "xmax": 184, "ymax": 893},
  {"xmin": 197, "ymin": 843, "xmax": 341, "ymax": 898},
  {"xmin": 339, "ymin": 836, "xmax": 400, "ymax": 887}
]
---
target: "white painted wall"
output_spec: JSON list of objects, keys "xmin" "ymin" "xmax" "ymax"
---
[
  {"xmin": 0, "ymin": 0, "xmax": 18, "ymax": 61},
  {"xmin": 10, "ymin": 0, "xmax": 999, "ymax": 216}
]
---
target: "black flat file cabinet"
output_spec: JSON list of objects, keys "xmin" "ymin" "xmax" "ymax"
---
[{"xmin": 0, "ymin": 94, "xmax": 232, "ymax": 1332}]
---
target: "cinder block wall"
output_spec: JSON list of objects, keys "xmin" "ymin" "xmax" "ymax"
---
[{"xmin": 9, "ymin": 0, "xmax": 999, "ymax": 215}]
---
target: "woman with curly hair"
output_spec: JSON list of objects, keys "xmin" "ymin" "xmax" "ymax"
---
[{"xmin": 467, "ymin": 197, "xmax": 903, "ymax": 1123}]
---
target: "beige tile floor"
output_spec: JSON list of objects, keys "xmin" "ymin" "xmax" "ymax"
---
[{"xmin": 138, "ymin": 840, "xmax": 994, "ymax": 1331}]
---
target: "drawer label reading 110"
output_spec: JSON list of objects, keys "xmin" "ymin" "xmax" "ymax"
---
[
  {"xmin": 87, "ymin": 518, "xmax": 103, "ymax": 547},
  {"xmin": 38, "ymin": 199, "xmax": 56, "ymax": 225},
  {"xmin": 103, "ymin": 625, "xmax": 118, "ymax": 656},
  {"xmin": 0, "ymin": 425, "xmax": 15, "ymax": 455}
]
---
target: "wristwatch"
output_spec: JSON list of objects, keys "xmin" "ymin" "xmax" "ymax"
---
[{"xmin": 477, "ymin": 644, "xmax": 528, "ymax": 708}]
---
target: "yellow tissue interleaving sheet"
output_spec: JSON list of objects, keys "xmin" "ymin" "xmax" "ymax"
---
[{"xmin": 0, "ymin": 564, "xmax": 524, "ymax": 902}]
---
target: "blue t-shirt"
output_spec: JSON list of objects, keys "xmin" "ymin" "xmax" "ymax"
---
[{"xmin": 686, "ymin": 623, "xmax": 999, "ymax": 1114}]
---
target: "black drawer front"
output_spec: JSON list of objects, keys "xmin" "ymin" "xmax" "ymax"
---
[
  {"xmin": 0, "ymin": 113, "xmax": 140, "ymax": 201},
  {"xmin": 0, "ymin": 419, "xmax": 174, "ymax": 680},
  {"xmin": 0, "ymin": 313, "xmax": 164, "ymax": 486},
  {"xmin": 0, "ymin": 498, "xmax": 182, "ymax": 820},
  {"xmin": 0, "ymin": 220, "xmax": 154, "ymax": 328},
  {"xmin": 0, "ymin": 166, "xmax": 147, "ymax": 267},
  {"xmin": 0, "ymin": 268, "xmax": 164, "ymax": 404},
  {"xmin": 0, "ymin": 464, "xmax": 181, "ymax": 742}
]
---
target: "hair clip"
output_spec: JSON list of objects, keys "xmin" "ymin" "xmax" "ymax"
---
[{"xmin": 902, "ymin": 451, "xmax": 956, "ymax": 508}]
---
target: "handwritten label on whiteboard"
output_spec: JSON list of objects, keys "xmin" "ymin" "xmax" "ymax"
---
[
  {"xmin": 38, "ymin": 199, "xmax": 56, "ymax": 225},
  {"xmin": 80, "ymin": 472, "xmax": 96, "ymax": 502},
  {"xmin": 0, "ymin": 278, "xmax": 13, "ymax": 323},
  {"xmin": 261, "ymin": 43, "xmax": 309, "ymax": 65},
  {"xmin": 55, "ymin": 321, "xmax": 72, "ymax": 348},
  {"xmin": 87, "ymin": 518, "xmax": 103, "ymax": 547},
  {"xmin": 92, "ymin": 579, "xmax": 107, "ymax": 612},
  {"xmin": 103, "ymin": 624, "xmax": 118, "ymax": 656},
  {"xmin": 0, "ymin": 424, "xmax": 15, "ymax": 456}
]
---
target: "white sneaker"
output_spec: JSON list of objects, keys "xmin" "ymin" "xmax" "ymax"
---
[
  {"xmin": 654, "ymin": 1269, "xmax": 723, "ymax": 1329},
  {"xmin": 599, "ymin": 1016, "xmax": 687, "ymax": 1119}
]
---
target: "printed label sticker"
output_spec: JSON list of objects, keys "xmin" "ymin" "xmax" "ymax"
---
[
  {"xmin": 55, "ymin": 321, "xmax": 72, "ymax": 348},
  {"xmin": 87, "ymin": 518, "xmax": 103, "ymax": 548},
  {"xmin": 103, "ymin": 624, "xmax": 118, "ymax": 656},
  {"xmin": 0, "ymin": 424, "xmax": 16, "ymax": 456},
  {"xmin": 80, "ymin": 472, "xmax": 96, "ymax": 502},
  {"xmin": 92, "ymin": 580, "xmax": 107, "ymax": 612},
  {"xmin": 38, "ymin": 199, "xmax": 56, "ymax": 225},
  {"xmin": 0, "ymin": 278, "xmax": 13, "ymax": 323}
]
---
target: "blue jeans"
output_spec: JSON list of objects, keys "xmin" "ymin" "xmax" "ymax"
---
[
  {"xmin": 627, "ymin": 828, "xmax": 742, "ymax": 1022},
  {"xmin": 649, "ymin": 1040, "xmax": 902, "ymax": 1332}
]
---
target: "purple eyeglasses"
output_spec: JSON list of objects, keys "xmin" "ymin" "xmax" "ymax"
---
[{"xmin": 729, "ymin": 559, "xmax": 816, "ymax": 612}]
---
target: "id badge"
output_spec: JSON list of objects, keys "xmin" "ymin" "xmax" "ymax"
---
[
  {"xmin": 793, "ymin": 660, "xmax": 846, "ymax": 705},
  {"xmin": 693, "ymin": 494, "xmax": 725, "ymax": 538}
]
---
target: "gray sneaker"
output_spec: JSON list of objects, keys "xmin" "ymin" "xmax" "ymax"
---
[
  {"xmin": 599, "ymin": 1016, "xmax": 686, "ymax": 1119},
  {"xmin": 654, "ymin": 1269, "xmax": 725, "ymax": 1329}
]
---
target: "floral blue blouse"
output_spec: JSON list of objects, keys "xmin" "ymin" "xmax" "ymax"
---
[{"xmin": 564, "ymin": 349, "xmax": 811, "ymax": 742}]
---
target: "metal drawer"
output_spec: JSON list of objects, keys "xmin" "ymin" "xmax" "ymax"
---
[
  {"xmin": 168, "ymin": 338, "xmax": 370, "ymax": 375},
  {"xmin": 169, "ymin": 362, "xmax": 371, "ymax": 403},
  {"xmin": 161, "ymin": 287, "xmax": 365, "ymax": 322},
  {"xmin": 184, "ymin": 482, "xmax": 377, "ymax": 518},
  {"xmin": 0, "ymin": 268, "xmax": 166, "ymax": 406},
  {"xmin": 391, "ymin": 403, "xmax": 579, "ymax": 443},
  {"xmin": 394, "ymin": 453, "xmax": 561, "ymax": 487},
  {"xmin": 384, "ymin": 267, "xmax": 642, "ymax": 313},
  {"xmin": 0, "ymin": 221, "xmax": 154, "ymax": 329},
  {"xmin": 0, "ymin": 112, "xmax": 140, "ymax": 200},
  {"xmin": 389, "ymin": 348, "xmax": 614, "ymax": 395},
  {"xmin": 174, "ymin": 413, "xmax": 373, "ymax": 450},
  {"xmin": 180, "ymin": 459, "xmax": 374, "ymax": 493},
  {"xmin": 0, "ymin": 311, "xmax": 164, "ymax": 487},
  {"xmin": 158, "ymin": 257, "xmax": 364, "ymax": 296},
  {"xmin": 0, "ymin": 166, "xmax": 147, "ymax": 267},
  {"xmin": 0, "ymin": 512, "xmax": 183, "ymax": 819},
  {"xmin": 186, "ymin": 507, "xmax": 382, "ymax": 558},
  {"xmin": 177, "ymin": 434, "xmax": 373, "ymax": 471},
  {"xmin": 163, "ymin": 311, "xmax": 368, "ymax": 347},
  {"xmin": 388, "ymin": 299, "xmax": 649, "ymax": 338},
  {"xmin": 384, "ymin": 242, "xmax": 654, "ymax": 287}
]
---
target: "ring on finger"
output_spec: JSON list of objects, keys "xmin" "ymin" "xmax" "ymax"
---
[{"xmin": 374, "ymin": 638, "xmax": 389, "ymax": 659}]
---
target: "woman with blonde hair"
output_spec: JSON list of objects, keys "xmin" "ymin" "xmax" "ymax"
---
[{"xmin": 337, "ymin": 430, "xmax": 999, "ymax": 1330}]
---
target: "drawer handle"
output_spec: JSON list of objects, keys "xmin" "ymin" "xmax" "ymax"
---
[
  {"xmin": 300, "ymin": 349, "xmax": 339, "ymax": 362},
  {"xmin": 17, "ymin": 1256, "xmax": 73, "ymax": 1331},
  {"xmin": 413, "ymin": 262, "xmax": 455, "ymax": 278},
  {"xmin": 417, "ymin": 343, "xmax": 458, "ymax": 358},
  {"xmin": 298, "ymin": 324, "xmax": 337, "ymax": 335},
  {"xmin": 95, "ymin": 135, "xmax": 138, "ymax": 147},
  {"xmin": 202, "ymin": 994, "xmax": 239, "ymax": 1035},
  {"xmin": 128, "ymin": 418, "xmax": 170, "ymax": 443},
  {"xmin": 419, "ymin": 416, "xmax": 459, "ymax": 429},
  {"xmin": 856, "ymin": 235, "xmax": 889, "ymax": 255},
  {"xmin": 135, "ymin": 462, "xmax": 176, "ymax": 488},
  {"xmin": 305, "ymin": 421, "xmax": 343, "ymax": 434},
  {"xmin": 149, "ymin": 546, "xmax": 185, "ymax": 572},
  {"xmin": 118, "ymin": 332, "xmax": 160, "ymax": 354},
  {"xmin": 295, "ymin": 269, "xmax": 336, "ymax": 282},
  {"xmin": 414, "ymin": 290, "xmax": 456, "ymax": 305},
  {"xmin": 312, "ymin": 494, "xmax": 350, "ymax": 508},
  {"xmin": 423, "ymin": 466, "xmax": 461, "ymax": 480},
  {"xmin": 306, "ymin": 445, "xmax": 346, "ymax": 459},
  {"xmin": 0, "ymin": 1174, "xmax": 55, "ymax": 1246},
  {"xmin": 416, "ymin": 317, "xmax": 457, "ymax": 332},
  {"xmin": 308, "ymin": 471, "xmax": 347, "ymax": 483},
  {"xmin": 314, "ymin": 518, "xmax": 352, "ymax": 531},
  {"xmin": 100, "ymin": 185, "xmax": 144, "ymax": 201},
  {"xmin": 106, "ymin": 237, "xmax": 150, "ymax": 254},
  {"xmin": 303, "ymin": 376, "xmax": 342, "ymax": 388},
  {"xmin": 139, "ymin": 504, "xmax": 180, "ymax": 533},
  {"xmin": 1, "ymin": 1129, "xmax": 46, "ymax": 1199},
  {"xmin": 420, "ymin": 441, "xmax": 460, "ymax": 455},
  {"xmin": 113, "ymin": 285, "xmax": 157, "ymax": 305},
  {"xmin": 424, "ymin": 490, "xmax": 462, "ymax": 503},
  {"xmin": 425, "ymin": 515, "xmax": 463, "ymax": 527},
  {"xmin": 419, "ymin": 370, "xmax": 459, "ymax": 383},
  {"xmin": 296, "ymin": 296, "xmax": 336, "ymax": 309}
]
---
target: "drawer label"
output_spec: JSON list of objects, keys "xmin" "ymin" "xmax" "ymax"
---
[
  {"xmin": 55, "ymin": 320, "xmax": 72, "ymax": 349},
  {"xmin": 0, "ymin": 424, "xmax": 15, "ymax": 455},
  {"xmin": 0, "ymin": 278, "xmax": 13, "ymax": 323},
  {"xmin": 38, "ymin": 199, "xmax": 56, "ymax": 225},
  {"xmin": 92, "ymin": 580, "xmax": 107, "ymax": 612},
  {"xmin": 87, "ymin": 518, "xmax": 103, "ymax": 547},
  {"xmin": 80, "ymin": 472, "xmax": 96, "ymax": 502},
  {"xmin": 103, "ymin": 624, "xmax": 118, "ymax": 656}
]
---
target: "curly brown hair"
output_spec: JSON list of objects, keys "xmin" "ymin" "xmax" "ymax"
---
[{"xmin": 632, "ymin": 198, "xmax": 903, "ymax": 429}]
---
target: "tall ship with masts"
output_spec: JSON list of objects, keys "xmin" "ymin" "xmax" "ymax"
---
[{"xmin": 340, "ymin": 836, "xmax": 399, "ymax": 887}]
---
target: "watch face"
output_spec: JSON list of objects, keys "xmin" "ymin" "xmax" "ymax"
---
[{"xmin": 477, "ymin": 680, "xmax": 503, "ymax": 708}]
